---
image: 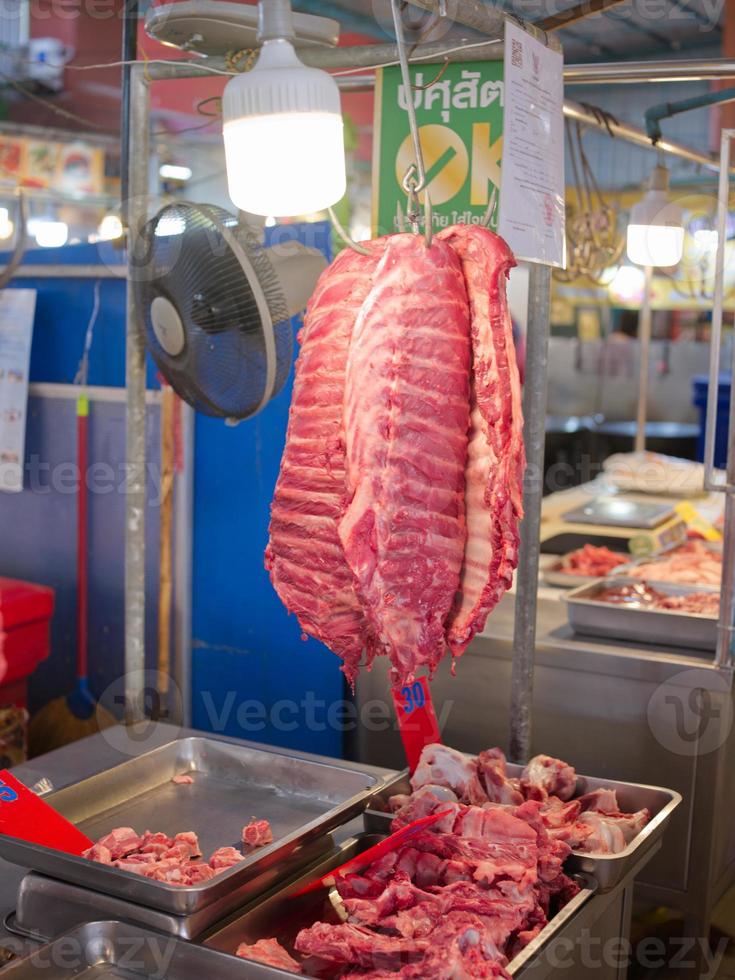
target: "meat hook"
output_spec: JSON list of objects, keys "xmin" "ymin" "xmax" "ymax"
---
[
  {"xmin": 481, "ymin": 187, "xmax": 498, "ymax": 229},
  {"xmin": 327, "ymin": 205, "xmax": 371, "ymax": 256}
]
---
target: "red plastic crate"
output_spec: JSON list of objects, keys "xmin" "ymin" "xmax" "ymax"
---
[
  {"xmin": 0, "ymin": 578, "xmax": 54, "ymax": 706},
  {"xmin": 0, "ymin": 578, "xmax": 54, "ymax": 631}
]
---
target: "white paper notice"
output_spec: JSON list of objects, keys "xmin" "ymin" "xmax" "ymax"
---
[
  {"xmin": 499, "ymin": 22, "xmax": 565, "ymax": 267},
  {"xmin": 0, "ymin": 289, "xmax": 36, "ymax": 493}
]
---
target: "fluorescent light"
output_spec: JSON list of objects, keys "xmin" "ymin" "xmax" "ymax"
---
[
  {"xmin": 28, "ymin": 219, "xmax": 68, "ymax": 248},
  {"xmin": 626, "ymin": 164, "xmax": 684, "ymax": 267},
  {"xmin": 159, "ymin": 163, "xmax": 193, "ymax": 181},
  {"xmin": 98, "ymin": 214, "xmax": 123, "ymax": 241},
  {"xmin": 222, "ymin": 32, "xmax": 346, "ymax": 217}
]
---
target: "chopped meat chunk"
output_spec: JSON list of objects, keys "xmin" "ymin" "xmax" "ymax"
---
[
  {"xmin": 521, "ymin": 755, "xmax": 577, "ymax": 802},
  {"xmin": 477, "ymin": 748, "xmax": 524, "ymax": 806},
  {"xmin": 242, "ymin": 819, "xmax": 274, "ymax": 848},
  {"xmin": 236, "ymin": 938, "xmax": 301, "ymax": 973},
  {"xmin": 171, "ymin": 774, "xmax": 194, "ymax": 785},
  {"xmin": 411, "ymin": 744, "xmax": 488, "ymax": 805},
  {"xmin": 210, "ymin": 846, "xmax": 246, "ymax": 871}
]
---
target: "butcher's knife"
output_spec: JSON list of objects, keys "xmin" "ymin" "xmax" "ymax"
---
[{"xmin": 0, "ymin": 770, "xmax": 93, "ymax": 855}]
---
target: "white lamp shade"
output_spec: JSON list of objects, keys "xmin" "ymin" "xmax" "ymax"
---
[
  {"xmin": 222, "ymin": 39, "xmax": 346, "ymax": 218},
  {"xmin": 626, "ymin": 185, "xmax": 684, "ymax": 267}
]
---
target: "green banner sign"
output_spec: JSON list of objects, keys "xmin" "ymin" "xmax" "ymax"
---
[{"xmin": 372, "ymin": 61, "xmax": 505, "ymax": 238}]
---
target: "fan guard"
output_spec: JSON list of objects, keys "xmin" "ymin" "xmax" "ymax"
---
[{"xmin": 137, "ymin": 202, "xmax": 293, "ymax": 420}]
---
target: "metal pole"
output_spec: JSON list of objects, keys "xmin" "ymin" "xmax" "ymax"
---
[
  {"xmin": 564, "ymin": 58, "xmax": 735, "ymax": 85},
  {"xmin": 509, "ymin": 263, "xmax": 552, "ymax": 764},
  {"xmin": 174, "ymin": 403, "xmax": 195, "ymax": 726},
  {"xmin": 124, "ymin": 63, "xmax": 150, "ymax": 724},
  {"xmin": 635, "ymin": 265, "xmax": 654, "ymax": 455},
  {"xmin": 120, "ymin": 0, "xmax": 139, "ymax": 209},
  {"xmin": 704, "ymin": 131, "xmax": 732, "ymax": 493}
]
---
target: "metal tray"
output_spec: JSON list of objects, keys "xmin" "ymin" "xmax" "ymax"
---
[
  {"xmin": 0, "ymin": 737, "xmax": 385, "ymax": 917},
  {"xmin": 565, "ymin": 578, "xmax": 719, "ymax": 651},
  {"xmin": 365, "ymin": 763, "xmax": 681, "ymax": 893},
  {"xmin": 544, "ymin": 551, "xmax": 629, "ymax": 589},
  {"xmin": 203, "ymin": 832, "xmax": 597, "ymax": 976},
  {"xmin": 0, "ymin": 920, "xmax": 294, "ymax": 979}
]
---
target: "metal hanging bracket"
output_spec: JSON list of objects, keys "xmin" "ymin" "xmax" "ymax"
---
[{"xmin": 391, "ymin": 0, "xmax": 433, "ymax": 248}]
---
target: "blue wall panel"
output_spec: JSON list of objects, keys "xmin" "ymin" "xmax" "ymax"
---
[
  {"xmin": 190, "ymin": 222, "xmax": 348, "ymax": 757},
  {"xmin": 0, "ymin": 224, "xmax": 347, "ymax": 757}
]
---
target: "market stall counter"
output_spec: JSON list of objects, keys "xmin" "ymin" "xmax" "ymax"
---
[{"xmin": 0, "ymin": 726, "xmax": 671, "ymax": 979}]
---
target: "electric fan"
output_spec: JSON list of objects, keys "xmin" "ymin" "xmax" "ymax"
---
[{"xmin": 135, "ymin": 201, "xmax": 326, "ymax": 419}]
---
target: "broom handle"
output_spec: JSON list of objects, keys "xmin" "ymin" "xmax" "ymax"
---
[
  {"xmin": 158, "ymin": 385, "xmax": 175, "ymax": 698},
  {"xmin": 77, "ymin": 395, "xmax": 89, "ymax": 681}
]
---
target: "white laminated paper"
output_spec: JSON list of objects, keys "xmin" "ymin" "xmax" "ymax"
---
[
  {"xmin": 0, "ymin": 289, "xmax": 36, "ymax": 493},
  {"xmin": 499, "ymin": 22, "xmax": 565, "ymax": 268}
]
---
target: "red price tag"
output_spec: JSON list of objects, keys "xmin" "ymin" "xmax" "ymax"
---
[
  {"xmin": 392, "ymin": 677, "xmax": 441, "ymax": 774},
  {"xmin": 0, "ymin": 771, "xmax": 93, "ymax": 855}
]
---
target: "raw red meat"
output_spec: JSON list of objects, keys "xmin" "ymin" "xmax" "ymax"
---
[
  {"xmin": 236, "ymin": 938, "xmax": 301, "ymax": 973},
  {"xmin": 210, "ymin": 846, "xmax": 246, "ymax": 871},
  {"xmin": 477, "ymin": 748, "xmax": 524, "ymax": 805},
  {"xmin": 243, "ymin": 818, "xmax": 274, "ymax": 848},
  {"xmin": 295, "ymin": 922, "xmax": 427, "ymax": 968},
  {"xmin": 339, "ymin": 235, "xmax": 471, "ymax": 682},
  {"xmin": 559, "ymin": 545, "xmax": 627, "ymax": 577},
  {"xmin": 437, "ymin": 225, "xmax": 524, "ymax": 658},
  {"xmin": 267, "ymin": 227, "xmax": 525, "ymax": 687},
  {"xmin": 293, "ymin": 786, "xmax": 574, "ymax": 977},
  {"xmin": 266, "ymin": 243, "xmax": 386, "ymax": 683},
  {"xmin": 171, "ymin": 774, "xmax": 194, "ymax": 785},
  {"xmin": 84, "ymin": 827, "xmax": 252, "ymax": 885},
  {"xmin": 410, "ymin": 744, "xmax": 487, "ymax": 805},
  {"xmin": 521, "ymin": 755, "xmax": 577, "ymax": 801},
  {"xmin": 391, "ymin": 744, "xmax": 651, "ymax": 858}
]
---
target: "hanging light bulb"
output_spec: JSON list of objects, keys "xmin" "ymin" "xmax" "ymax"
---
[
  {"xmin": 222, "ymin": 0, "xmax": 346, "ymax": 218},
  {"xmin": 626, "ymin": 163, "xmax": 684, "ymax": 267}
]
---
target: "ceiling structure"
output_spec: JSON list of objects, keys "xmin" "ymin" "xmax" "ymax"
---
[{"xmin": 291, "ymin": 0, "xmax": 723, "ymax": 62}]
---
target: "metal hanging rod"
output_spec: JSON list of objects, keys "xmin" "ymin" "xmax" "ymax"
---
[
  {"xmin": 564, "ymin": 58, "xmax": 735, "ymax": 84},
  {"xmin": 564, "ymin": 99, "xmax": 730, "ymax": 174},
  {"xmin": 151, "ymin": 51, "xmax": 735, "ymax": 86}
]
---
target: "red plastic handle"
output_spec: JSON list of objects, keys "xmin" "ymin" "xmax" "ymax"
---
[
  {"xmin": 293, "ymin": 807, "xmax": 454, "ymax": 897},
  {"xmin": 392, "ymin": 677, "xmax": 442, "ymax": 774},
  {"xmin": 0, "ymin": 771, "xmax": 93, "ymax": 855}
]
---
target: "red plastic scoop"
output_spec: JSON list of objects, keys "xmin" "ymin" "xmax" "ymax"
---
[
  {"xmin": 0, "ymin": 770, "xmax": 93, "ymax": 855},
  {"xmin": 293, "ymin": 807, "xmax": 454, "ymax": 897}
]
